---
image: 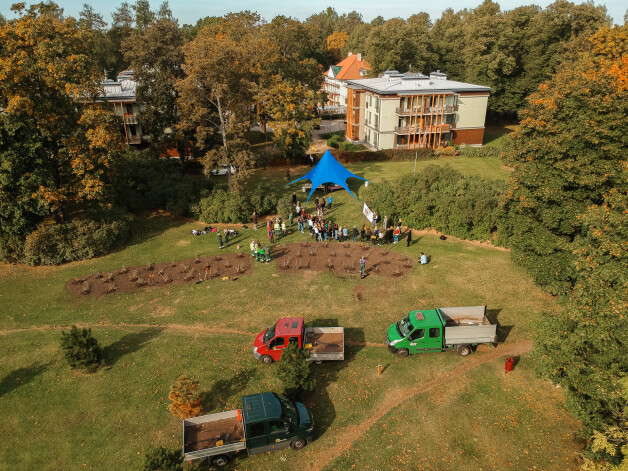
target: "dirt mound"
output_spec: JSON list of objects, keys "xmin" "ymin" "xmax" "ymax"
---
[
  {"xmin": 66, "ymin": 253, "xmax": 252, "ymax": 297},
  {"xmin": 273, "ymin": 241, "xmax": 414, "ymax": 278}
]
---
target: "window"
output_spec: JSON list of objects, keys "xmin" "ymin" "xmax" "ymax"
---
[
  {"xmin": 289, "ymin": 336, "xmax": 299, "ymax": 345},
  {"xmin": 429, "ymin": 328, "xmax": 440, "ymax": 338},
  {"xmin": 409, "ymin": 329, "xmax": 425, "ymax": 341},
  {"xmin": 248, "ymin": 422, "xmax": 265, "ymax": 438},
  {"xmin": 268, "ymin": 337, "xmax": 285, "ymax": 349},
  {"xmin": 269, "ymin": 420, "xmax": 287, "ymax": 434}
]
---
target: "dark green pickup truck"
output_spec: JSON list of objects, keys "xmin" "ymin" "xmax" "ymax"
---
[{"xmin": 182, "ymin": 392, "xmax": 314, "ymax": 467}]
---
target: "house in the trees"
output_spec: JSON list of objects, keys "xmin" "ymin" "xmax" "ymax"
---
[
  {"xmin": 98, "ymin": 70, "xmax": 147, "ymax": 146},
  {"xmin": 322, "ymin": 52, "xmax": 371, "ymax": 111},
  {"xmin": 345, "ymin": 70, "xmax": 491, "ymax": 149}
]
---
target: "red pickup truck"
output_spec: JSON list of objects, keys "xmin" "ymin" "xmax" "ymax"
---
[{"xmin": 253, "ymin": 317, "xmax": 344, "ymax": 365}]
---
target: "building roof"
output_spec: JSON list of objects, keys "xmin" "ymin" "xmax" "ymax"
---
[
  {"xmin": 99, "ymin": 70, "xmax": 137, "ymax": 101},
  {"xmin": 346, "ymin": 71, "xmax": 491, "ymax": 95},
  {"xmin": 328, "ymin": 53, "xmax": 371, "ymax": 81}
]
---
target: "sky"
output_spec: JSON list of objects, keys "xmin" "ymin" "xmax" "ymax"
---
[{"xmin": 1, "ymin": 0, "xmax": 625, "ymax": 27}]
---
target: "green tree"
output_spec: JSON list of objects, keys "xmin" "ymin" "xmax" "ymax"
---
[
  {"xmin": 275, "ymin": 342, "xmax": 317, "ymax": 399},
  {"xmin": 132, "ymin": 0, "xmax": 155, "ymax": 31},
  {"xmin": 142, "ymin": 446, "xmax": 182, "ymax": 471},
  {"xmin": 123, "ymin": 16, "xmax": 184, "ymax": 150},
  {"xmin": 499, "ymin": 25, "xmax": 628, "ymax": 294},
  {"xmin": 60, "ymin": 326, "xmax": 103, "ymax": 371}
]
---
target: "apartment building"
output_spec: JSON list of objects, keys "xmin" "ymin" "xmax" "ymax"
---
[
  {"xmin": 98, "ymin": 70, "xmax": 147, "ymax": 146},
  {"xmin": 322, "ymin": 53, "xmax": 371, "ymax": 111},
  {"xmin": 345, "ymin": 70, "xmax": 491, "ymax": 149}
]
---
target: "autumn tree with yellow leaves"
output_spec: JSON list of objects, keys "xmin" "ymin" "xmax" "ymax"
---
[{"xmin": 0, "ymin": 3, "xmax": 123, "ymax": 260}]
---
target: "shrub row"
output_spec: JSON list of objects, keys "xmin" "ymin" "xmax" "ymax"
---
[
  {"xmin": 364, "ymin": 164, "xmax": 507, "ymax": 241},
  {"xmin": 23, "ymin": 209, "xmax": 133, "ymax": 266}
]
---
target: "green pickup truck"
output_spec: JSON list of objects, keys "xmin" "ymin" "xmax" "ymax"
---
[
  {"xmin": 386, "ymin": 305, "xmax": 497, "ymax": 357},
  {"xmin": 183, "ymin": 392, "xmax": 314, "ymax": 468}
]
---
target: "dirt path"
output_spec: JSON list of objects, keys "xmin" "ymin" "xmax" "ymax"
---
[
  {"xmin": 307, "ymin": 340, "xmax": 532, "ymax": 470},
  {"xmin": 0, "ymin": 323, "xmax": 386, "ymax": 349}
]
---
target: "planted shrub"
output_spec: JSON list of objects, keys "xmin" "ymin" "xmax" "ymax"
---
[
  {"xmin": 60, "ymin": 326, "xmax": 103, "ymax": 372},
  {"xmin": 142, "ymin": 446, "xmax": 182, "ymax": 471},
  {"xmin": 275, "ymin": 342, "xmax": 316, "ymax": 400},
  {"xmin": 168, "ymin": 374, "xmax": 205, "ymax": 419}
]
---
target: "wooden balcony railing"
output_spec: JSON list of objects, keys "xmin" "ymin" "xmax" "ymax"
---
[
  {"xmin": 124, "ymin": 113, "xmax": 138, "ymax": 125},
  {"xmin": 394, "ymin": 124, "xmax": 452, "ymax": 134},
  {"xmin": 395, "ymin": 105, "xmax": 458, "ymax": 116}
]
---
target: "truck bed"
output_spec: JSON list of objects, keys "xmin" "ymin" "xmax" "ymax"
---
[
  {"xmin": 438, "ymin": 306, "xmax": 497, "ymax": 346},
  {"xmin": 183, "ymin": 410, "xmax": 245, "ymax": 461},
  {"xmin": 304, "ymin": 327, "xmax": 344, "ymax": 361}
]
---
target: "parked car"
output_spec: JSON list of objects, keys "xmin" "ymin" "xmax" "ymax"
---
[{"xmin": 209, "ymin": 164, "xmax": 236, "ymax": 176}]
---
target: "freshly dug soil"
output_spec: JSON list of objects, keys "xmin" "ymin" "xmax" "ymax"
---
[
  {"xmin": 273, "ymin": 241, "xmax": 414, "ymax": 278},
  {"xmin": 308, "ymin": 332, "xmax": 344, "ymax": 353},
  {"xmin": 66, "ymin": 253, "xmax": 251, "ymax": 297}
]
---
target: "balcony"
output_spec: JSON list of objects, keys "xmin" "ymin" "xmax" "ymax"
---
[
  {"xmin": 124, "ymin": 113, "xmax": 138, "ymax": 125},
  {"xmin": 127, "ymin": 135, "xmax": 141, "ymax": 144},
  {"xmin": 395, "ymin": 124, "xmax": 452, "ymax": 134},
  {"xmin": 395, "ymin": 105, "xmax": 458, "ymax": 116}
]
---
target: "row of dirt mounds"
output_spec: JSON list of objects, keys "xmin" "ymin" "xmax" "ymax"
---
[
  {"xmin": 66, "ymin": 253, "xmax": 252, "ymax": 297},
  {"xmin": 66, "ymin": 242, "xmax": 414, "ymax": 297},
  {"xmin": 274, "ymin": 241, "xmax": 415, "ymax": 278}
]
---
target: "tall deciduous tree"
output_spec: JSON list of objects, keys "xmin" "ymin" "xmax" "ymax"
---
[
  {"xmin": 123, "ymin": 16, "xmax": 184, "ymax": 150},
  {"xmin": 325, "ymin": 31, "xmax": 348, "ymax": 63},
  {"xmin": 0, "ymin": 2, "xmax": 122, "ymax": 231},
  {"xmin": 176, "ymin": 12, "xmax": 271, "ymax": 190}
]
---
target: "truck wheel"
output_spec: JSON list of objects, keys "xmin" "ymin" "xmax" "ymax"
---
[
  {"xmin": 261, "ymin": 355, "xmax": 273, "ymax": 365},
  {"xmin": 212, "ymin": 455, "xmax": 231, "ymax": 467},
  {"xmin": 290, "ymin": 438, "xmax": 306, "ymax": 450},
  {"xmin": 397, "ymin": 348, "xmax": 409, "ymax": 358},
  {"xmin": 313, "ymin": 360, "xmax": 323, "ymax": 365},
  {"xmin": 457, "ymin": 345, "xmax": 472, "ymax": 356}
]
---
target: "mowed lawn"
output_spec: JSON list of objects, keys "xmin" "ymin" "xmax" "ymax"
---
[{"xmin": 0, "ymin": 159, "xmax": 582, "ymax": 470}]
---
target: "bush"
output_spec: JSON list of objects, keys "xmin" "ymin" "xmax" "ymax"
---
[
  {"xmin": 23, "ymin": 208, "xmax": 133, "ymax": 266},
  {"xmin": 142, "ymin": 446, "xmax": 182, "ymax": 471},
  {"xmin": 192, "ymin": 189, "xmax": 250, "ymax": 223},
  {"xmin": 168, "ymin": 374, "xmax": 204, "ymax": 419},
  {"xmin": 364, "ymin": 165, "xmax": 506, "ymax": 241},
  {"xmin": 327, "ymin": 133, "xmax": 344, "ymax": 149},
  {"xmin": 112, "ymin": 148, "xmax": 212, "ymax": 216},
  {"xmin": 276, "ymin": 195, "xmax": 293, "ymax": 220},
  {"xmin": 275, "ymin": 342, "xmax": 316, "ymax": 400},
  {"xmin": 60, "ymin": 326, "xmax": 103, "ymax": 372}
]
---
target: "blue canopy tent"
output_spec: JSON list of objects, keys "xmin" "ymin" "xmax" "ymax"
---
[{"xmin": 285, "ymin": 150, "xmax": 368, "ymax": 202}]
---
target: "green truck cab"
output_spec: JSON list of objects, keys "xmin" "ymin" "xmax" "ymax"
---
[
  {"xmin": 183, "ymin": 392, "xmax": 313, "ymax": 468},
  {"xmin": 386, "ymin": 306, "xmax": 497, "ymax": 357}
]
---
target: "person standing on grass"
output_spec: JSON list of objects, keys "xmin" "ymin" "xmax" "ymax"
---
[
  {"xmin": 287, "ymin": 168, "xmax": 291, "ymax": 181},
  {"xmin": 394, "ymin": 226, "xmax": 400, "ymax": 244},
  {"xmin": 383, "ymin": 215, "xmax": 388, "ymax": 231},
  {"xmin": 353, "ymin": 225, "xmax": 358, "ymax": 242},
  {"xmin": 218, "ymin": 233, "xmax": 224, "ymax": 249},
  {"xmin": 373, "ymin": 212, "xmax": 378, "ymax": 228},
  {"xmin": 224, "ymin": 229, "xmax": 230, "ymax": 247},
  {"xmin": 292, "ymin": 191, "xmax": 297, "ymax": 205},
  {"xmin": 406, "ymin": 229, "xmax": 412, "ymax": 247},
  {"xmin": 343, "ymin": 226, "xmax": 348, "ymax": 241},
  {"xmin": 361, "ymin": 225, "xmax": 366, "ymax": 242},
  {"xmin": 258, "ymin": 245, "xmax": 265, "ymax": 262},
  {"xmin": 268, "ymin": 228, "xmax": 274, "ymax": 244},
  {"xmin": 359, "ymin": 256, "xmax": 366, "ymax": 278},
  {"xmin": 252, "ymin": 211, "xmax": 258, "ymax": 230},
  {"xmin": 250, "ymin": 239, "xmax": 256, "ymax": 257},
  {"xmin": 327, "ymin": 195, "xmax": 333, "ymax": 209},
  {"xmin": 289, "ymin": 212, "xmax": 294, "ymax": 227}
]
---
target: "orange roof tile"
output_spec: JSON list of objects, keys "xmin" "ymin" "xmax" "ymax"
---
[{"xmin": 334, "ymin": 54, "xmax": 371, "ymax": 81}]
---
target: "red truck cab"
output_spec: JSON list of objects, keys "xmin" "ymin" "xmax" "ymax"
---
[{"xmin": 254, "ymin": 317, "xmax": 304, "ymax": 364}]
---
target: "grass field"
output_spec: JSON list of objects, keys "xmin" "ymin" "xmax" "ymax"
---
[{"xmin": 0, "ymin": 203, "xmax": 583, "ymax": 470}]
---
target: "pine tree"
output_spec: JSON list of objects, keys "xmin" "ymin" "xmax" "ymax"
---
[
  {"xmin": 60, "ymin": 326, "xmax": 103, "ymax": 372},
  {"xmin": 142, "ymin": 446, "xmax": 182, "ymax": 471},
  {"xmin": 275, "ymin": 342, "xmax": 317, "ymax": 399},
  {"xmin": 168, "ymin": 374, "xmax": 204, "ymax": 419}
]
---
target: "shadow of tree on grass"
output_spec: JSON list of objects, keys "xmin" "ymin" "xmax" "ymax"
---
[
  {"xmin": 103, "ymin": 327, "xmax": 164, "ymax": 366},
  {"xmin": 0, "ymin": 361, "xmax": 52, "ymax": 398}
]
